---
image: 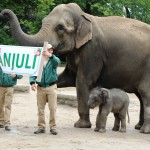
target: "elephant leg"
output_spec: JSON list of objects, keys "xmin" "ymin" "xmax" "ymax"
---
[
  {"xmin": 135, "ymin": 92, "xmax": 144, "ymax": 130},
  {"xmin": 94, "ymin": 108, "xmax": 101, "ymax": 132},
  {"xmin": 138, "ymin": 94, "xmax": 150, "ymax": 133},
  {"xmin": 74, "ymin": 77, "xmax": 92, "ymax": 128},
  {"xmin": 119, "ymin": 111, "xmax": 126, "ymax": 132},
  {"xmin": 74, "ymin": 98, "xmax": 91, "ymax": 128},
  {"xmin": 138, "ymin": 75, "xmax": 150, "ymax": 133},
  {"xmin": 99, "ymin": 113, "xmax": 107, "ymax": 133},
  {"xmin": 74, "ymin": 92, "xmax": 91, "ymax": 128},
  {"xmin": 74, "ymin": 112, "xmax": 91, "ymax": 128},
  {"xmin": 112, "ymin": 113, "xmax": 120, "ymax": 131}
]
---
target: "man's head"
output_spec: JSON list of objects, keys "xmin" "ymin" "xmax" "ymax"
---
[{"xmin": 47, "ymin": 44, "xmax": 53, "ymax": 53}]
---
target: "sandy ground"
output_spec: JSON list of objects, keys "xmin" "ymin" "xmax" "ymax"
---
[{"xmin": 0, "ymin": 67, "xmax": 150, "ymax": 150}]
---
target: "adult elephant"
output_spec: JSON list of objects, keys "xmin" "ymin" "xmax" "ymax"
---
[{"xmin": 1, "ymin": 3, "xmax": 150, "ymax": 133}]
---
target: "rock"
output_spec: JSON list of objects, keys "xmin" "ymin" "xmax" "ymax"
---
[
  {"xmin": 57, "ymin": 94, "xmax": 77, "ymax": 107},
  {"xmin": 14, "ymin": 84, "xmax": 30, "ymax": 93}
]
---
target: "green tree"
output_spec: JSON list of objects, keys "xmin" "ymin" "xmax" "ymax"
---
[
  {"xmin": 0, "ymin": 0, "xmax": 54, "ymax": 44},
  {"xmin": 54, "ymin": 0, "xmax": 150, "ymax": 23}
]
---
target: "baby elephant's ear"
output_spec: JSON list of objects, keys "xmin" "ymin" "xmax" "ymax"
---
[{"xmin": 101, "ymin": 88, "xmax": 109, "ymax": 103}]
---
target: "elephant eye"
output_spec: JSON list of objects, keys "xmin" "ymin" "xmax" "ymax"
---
[
  {"xmin": 94, "ymin": 96, "xmax": 99, "ymax": 102},
  {"xmin": 56, "ymin": 24, "xmax": 66, "ymax": 34}
]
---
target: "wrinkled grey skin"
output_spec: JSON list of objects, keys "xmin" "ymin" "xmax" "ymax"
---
[
  {"xmin": 1, "ymin": 3, "xmax": 150, "ymax": 133},
  {"xmin": 88, "ymin": 87, "xmax": 130, "ymax": 133}
]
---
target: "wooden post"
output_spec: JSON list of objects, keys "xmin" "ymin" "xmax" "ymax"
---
[{"xmin": 36, "ymin": 41, "xmax": 48, "ymax": 82}]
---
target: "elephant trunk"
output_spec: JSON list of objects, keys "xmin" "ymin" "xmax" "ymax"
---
[{"xmin": 1, "ymin": 9, "xmax": 49, "ymax": 46}]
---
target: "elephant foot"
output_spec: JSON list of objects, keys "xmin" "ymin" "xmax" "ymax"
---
[
  {"xmin": 112, "ymin": 126, "xmax": 120, "ymax": 131},
  {"xmin": 135, "ymin": 122, "xmax": 143, "ymax": 130},
  {"xmin": 94, "ymin": 127, "xmax": 99, "ymax": 132},
  {"xmin": 140, "ymin": 125, "xmax": 150, "ymax": 134},
  {"xmin": 119, "ymin": 128, "xmax": 126, "ymax": 132},
  {"xmin": 99, "ymin": 128, "xmax": 106, "ymax": 133},
  {"xmin": 74, "ymin": 119, "xmax": 91, "ymax": 128}
]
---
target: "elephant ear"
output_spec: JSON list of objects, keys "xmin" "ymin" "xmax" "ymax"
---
[
  {"xmin": 75, "ymin": 13, "xmax": 92, "ymax": 49},
  {"xmin": 101, "ymin": 88, "xmax": 109, "ymax": 104}
]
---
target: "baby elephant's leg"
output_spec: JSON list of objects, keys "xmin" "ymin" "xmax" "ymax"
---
[
  {"xmin": 112, "ymin": 113, "xmax": 120, "ymax": 131},
  {"xmin": 94, "ymin": 112, "xmax": 101, "ymax": 132},
  {"xmin": 99, "ymin": 113, "xmax": 107, "ymax": 133},
  {"xmin": 119, "ymin": 109, "xmax": 127, "ymax": 132},
  {"xmin": 95, "ymin": 107, "xmax": 102, "ymax": 132}
]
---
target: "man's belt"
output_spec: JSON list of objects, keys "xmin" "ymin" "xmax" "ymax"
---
[{"xmin": 38, "ymin": 82, "xmax": 56, "ymax": 88}]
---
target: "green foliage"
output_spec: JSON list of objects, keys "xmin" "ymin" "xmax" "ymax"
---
[
  {"xmin": 123, "ymin": 0, "xmax": 150, "ymax": 23},
  {"xmin": 53, "ymin": 0, "xmax": 150, "ymax": 23},
  {"xmin": 0, "ymin": 28, "xmax": 16, "ymax": 45},
  {"xmin": 0, "ymin": 0, "xmax": 55, "ymax": 44},
  {"xmin": 0, "ymin": 0, "xmax": 38, "ymax": 44}
]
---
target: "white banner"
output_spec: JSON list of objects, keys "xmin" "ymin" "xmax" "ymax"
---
[{"xmin": 0, "ymin": 45, "xmax": 43, "ymax": 76}]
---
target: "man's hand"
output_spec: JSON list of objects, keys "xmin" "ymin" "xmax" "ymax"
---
[
  {"xmin": 31, "ymin": 84, "xmax": 36, "ymax": 91},
  {"xmin": 42, "ymin": 48, "xmax": 53, "ymax": 58},
  {"xmin": 10, "ymin": 74, "xmax": 16, "ymax": 78}
]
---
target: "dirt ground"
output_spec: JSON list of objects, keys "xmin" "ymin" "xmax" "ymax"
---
[{"xmin": 0, "ymin": 68, "xmax": 150, "ymax": 150}]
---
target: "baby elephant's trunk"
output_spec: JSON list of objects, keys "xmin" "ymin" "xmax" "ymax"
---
[{"xmin": 87, "ymin": 100, "xmax": 95, "ymax": 109}]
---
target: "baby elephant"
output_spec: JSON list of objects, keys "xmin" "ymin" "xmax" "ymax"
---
[{"xmin": 88, "ymin": 87, "xmax": 130, "ymax": 133}]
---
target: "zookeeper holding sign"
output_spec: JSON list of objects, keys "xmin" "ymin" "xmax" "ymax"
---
[
  {"xmin": 0, "ymin": 44, "xmax": 42, "ymax": 131},
  {"xmin": 29, "ymin": 44, "xmax": 60, "ymax": 135}
]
